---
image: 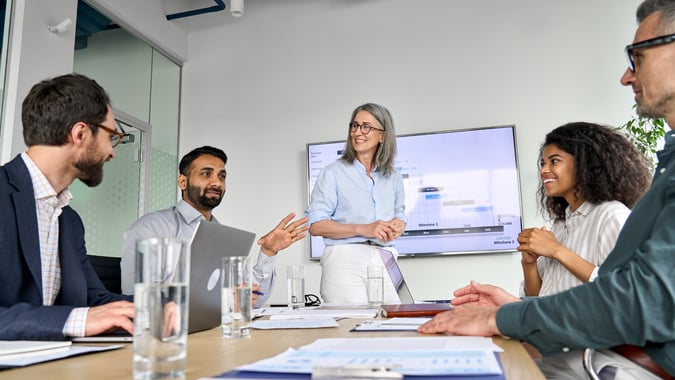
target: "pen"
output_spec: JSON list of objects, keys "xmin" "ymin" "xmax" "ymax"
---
[{"xmin": 252, "ymin": 290, "xmax": 264, "ymax": 296}]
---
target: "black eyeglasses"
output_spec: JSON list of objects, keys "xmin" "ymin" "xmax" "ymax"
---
[
  {"xmin": 88, "ymin": 122, "xmax": 125, "ymax": 148},
  {"xmin": 349, "ymin": 122, "xmax": 384, "ymax": 135},
  {"xmin": 625, "ymin": 33, "xmax": 675, "ymax": 72}
]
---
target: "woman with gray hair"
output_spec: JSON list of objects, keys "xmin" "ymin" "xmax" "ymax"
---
[{"xmin": 306, "ymin": 103, "xmax": 407, "ymax": 304}]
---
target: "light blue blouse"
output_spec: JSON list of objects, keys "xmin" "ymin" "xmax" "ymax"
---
[{"xmin": 306, "ymin": 159, "xmax": 406, "ymax": 246}]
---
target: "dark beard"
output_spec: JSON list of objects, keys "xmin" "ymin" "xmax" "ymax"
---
[
  {"xmin": 186, "ymin": 184, "xmax": 222, "ymax": 209},
  {"xmin": 75, "ymin": 158, "xmax": 104, "ymax": 187}
]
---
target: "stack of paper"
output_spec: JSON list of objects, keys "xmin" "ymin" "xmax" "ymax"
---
[
  {"xmin": 251, "ymin": 317, "xmax": 339, "ymax": 330},
  {"xmin": 232, "ymin": 337, "xmax": 504, "ymax": 377},
  {"xmin": 351, "ymin": 317, "xmax": 431, "ymax": 331},
  {"xmin": 256, "ymin": 307, "xmax": 377, "ymax": 319},
  {"xmin": 0, "ymin": 341, "xmax": 72, "ymax": 360},
  {"xmin": 0, "ymin": 340, "xmax": 123, "ymax": 368}
]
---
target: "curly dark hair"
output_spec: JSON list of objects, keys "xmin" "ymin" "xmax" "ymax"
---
[{"xmin": 537, "ymin": 122, "xmax": 653, "ymax": 222}]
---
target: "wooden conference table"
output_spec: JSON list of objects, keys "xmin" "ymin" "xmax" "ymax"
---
[{"xmin": 2, "ymin": 319, "xmax": 545, "ymax": 380}]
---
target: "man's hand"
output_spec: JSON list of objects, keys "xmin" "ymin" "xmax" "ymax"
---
[
  {"xmin": 417, "ymin": 305, "xmax": 500, "ymax": 336},
  {"xmin": 451, "ymin": 281, "xmax": 520, "ymax": 308},
  {"xmin": 85, "ymin": 300, "xmax": 135, "ymax": 336},
  {"xmin": 258, "ymin": 213, "xmax": 309, "ymax": 256}
]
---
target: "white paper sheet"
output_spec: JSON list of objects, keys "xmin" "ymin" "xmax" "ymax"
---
[
  {"xmin": 251, "ymin": 317, "xmax": 339, "ymax": 329},
  {"xmin": 351, "ymin": 318, "xmax": 431, "ymax": 331},
  {"xmin": 302, "ymin": 337, "xmax": 503, "ymax": 352},
  {"xmin": 258, "ymin": 307, "xmax": 377, "ymax": 319},
  {"xmin": 0, "ymin": 344, "xmax": 124, "ymax": 368},
  {"xmin": 235, "ymin": 337, "xmax": 503, "ymax": 376},
  {"xmin": 0, "ymin": 340, "xmax": 72, "ymax": 358}
]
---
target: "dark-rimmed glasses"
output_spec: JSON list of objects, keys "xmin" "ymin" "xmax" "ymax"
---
[
  {"xmin": 349, "ymin": 122, "xmax": 384, "ymax": 135},
  {"xmin": 89, "ymin": 122, "xmax": 125, "ymax": 148},
  {"xmin": 625, "ymin": 33, "xmax": 675, "ymax": 72}
]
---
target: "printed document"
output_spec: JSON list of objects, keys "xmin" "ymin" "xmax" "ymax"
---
[{"xmin": 235, "ymin": 337, "xmax": 503, "ymax": 376}]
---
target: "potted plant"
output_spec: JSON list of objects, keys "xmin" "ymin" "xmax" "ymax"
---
[{"xmin": 620, "ymin": 107, "xmax": 667, "ymax": 167}]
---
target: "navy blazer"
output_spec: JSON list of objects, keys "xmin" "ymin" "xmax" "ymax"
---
[{"xmin": 0, "ymin": 155, "xmax": 131, "ymax": 340}]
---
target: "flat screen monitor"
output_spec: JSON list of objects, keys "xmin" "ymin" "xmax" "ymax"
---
[{"xmin": 306, "ymin": 125, "xmax": 523, "ymax": 259}]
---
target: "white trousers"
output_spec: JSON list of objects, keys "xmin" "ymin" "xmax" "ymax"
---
[
  {"xmin": 536, "ymin": 349, "xmax": 661, "ymax": 380},
  {"xmin": 320, "ymin": 244, "xmax": 401, "ymax": 304}
]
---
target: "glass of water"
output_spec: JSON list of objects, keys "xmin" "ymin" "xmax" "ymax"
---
[
  {"xmin": 221, "ymin": 256, "xmax": 252, "ymax": 338},
  {"xmin": 286, "ymin": 265, "xmax": 305, "ymax": 309},
  {"xmin": 133, "ymin": 238, "xmax": 189, "ymax": 380}
]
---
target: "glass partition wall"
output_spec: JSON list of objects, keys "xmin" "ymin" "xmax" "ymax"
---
[
  {"xmin": 70, "ymin": 2, "xmax": 181, "ymax": 259},
  {"xmin": 0, "ymin": 0, "xmax": 12, "ymax": 148}
]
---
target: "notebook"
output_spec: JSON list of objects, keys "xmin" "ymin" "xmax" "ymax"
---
[
  {"xmin": 377, "ymin": 248, "xmax": 452, "ymax": 318},
  {"xmin": 73, "ymin": 220, "xmax": 256, "ymax": 342}
]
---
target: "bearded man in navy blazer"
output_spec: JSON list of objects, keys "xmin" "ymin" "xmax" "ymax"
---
[{"xmin": 0, "ymin": 73, "xmax": 134, "ymax": 340}]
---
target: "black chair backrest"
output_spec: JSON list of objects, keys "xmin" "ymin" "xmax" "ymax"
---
[{"xmin": 88, "ymin": 255, "xmax": 122, "ymax": 294}]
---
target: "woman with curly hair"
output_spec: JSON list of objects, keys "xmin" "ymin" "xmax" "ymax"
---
[{"xmin": 517, "ymin": 122, "xmax": 652, "ymax": 297}]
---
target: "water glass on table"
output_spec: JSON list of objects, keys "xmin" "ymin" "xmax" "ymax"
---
[
  {"xmin": 133, "ymin": 237, "xmax": 190, "ymax": 380},
  {"xmin": 221, "ymin": 256, "xmax": 253, "ymax": 338},
  {"xmin": 287, "ymin": 265, "xmax": 305, "ymax": 309},
  {"xmin": 367, "ymin": 265, "xmax": 384, "ymax": 308}
]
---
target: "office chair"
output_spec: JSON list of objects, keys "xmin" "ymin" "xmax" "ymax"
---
[{"xmin": 88, "ymin": 255, "xmax": 123, "ymax": 294}]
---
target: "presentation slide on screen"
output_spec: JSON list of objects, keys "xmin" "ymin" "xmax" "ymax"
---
[{"xmin": 306, "ymin": 126, "xmax": 523, "ymax": 258}]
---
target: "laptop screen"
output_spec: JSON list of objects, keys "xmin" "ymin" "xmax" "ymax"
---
[
  {"xmin": 188, "ymin": 221, "xmax": 256, "ymax": 333},
  {"xmin": 378, "ymin": 249, "xmax": 414, "ymax": 304}
]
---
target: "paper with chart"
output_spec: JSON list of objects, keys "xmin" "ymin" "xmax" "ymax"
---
[{"xmin": 236, "ymin": 337, "xmax": 503, "ymax": 376}]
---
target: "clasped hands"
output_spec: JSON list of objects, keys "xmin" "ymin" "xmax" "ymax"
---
[
  {"xmin": 364, "ymin": 218, "xmax": 406, "ymax": 243},
  {"xmin": 517, "ymin": 226, "xmax": 561, "ymax": 263}
]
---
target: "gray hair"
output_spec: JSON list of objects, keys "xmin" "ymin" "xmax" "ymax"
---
[
  {"xmin": 340, "ymin": 103, "xmax": 398, "ymax": 176},
  {"xmin": 637, "ymin": 0, "xmax": 675, "ymax": 32}
]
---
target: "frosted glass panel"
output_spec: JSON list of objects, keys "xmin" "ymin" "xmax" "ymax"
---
[
  {"xmin": 150, "ymin": 147, "xmax": 178, "ymax": 212},
  {"xmin": 70, "ymin": 123, "xmax": 142, "ymax": 258},
  {"xmin": 74, "ymin": 28, "xmax": 152, "ymax": 123},
  {"xmin": 72, "ymin": 4, "xmax": 181, "ymax": 257}
]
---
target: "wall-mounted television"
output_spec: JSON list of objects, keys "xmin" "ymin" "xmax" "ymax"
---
[{"xmin": 306, "ymin": 125, "xmax": 523, "ymax": 259}]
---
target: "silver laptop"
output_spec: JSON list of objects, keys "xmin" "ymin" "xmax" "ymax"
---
[
  {"xmin": 377, "ymin": 248, "xmax": 449, "ymax": 304},
  {"xmin": 73, "ymin": 221, "xmax": 256, "ymax": 342},
  {"xmin": 378, "ymin": 248, "xmax": 415, "ymax": 303},
  {"xmin": 187, "ymin": 220, "xmax": 256, "ymax": 333}
]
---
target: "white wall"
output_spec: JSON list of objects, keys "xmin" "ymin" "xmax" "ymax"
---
[
  {"xmin": 0, "ymin": 0, "xmax": 188, "ymax": 163},
  {"xmin": 179, "ymin": 0, "xmax": 643, "ymax": 305},
  {"xmin": 0, "ymin": 0, "xmax": 78, "ymax": 162}
]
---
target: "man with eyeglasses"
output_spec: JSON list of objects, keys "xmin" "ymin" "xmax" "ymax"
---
[
  {"xmin": 120, "ymin": 145, "xmax": 309, "ymax": 308},
  {"xmin": 0, "ymin": 73, "xmax": 134, "ymax": 340},
  {"xmin": 418, "ymin": 1, "xmax": 675, "ymax": 379}
]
